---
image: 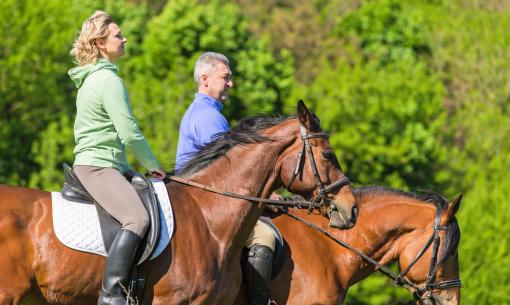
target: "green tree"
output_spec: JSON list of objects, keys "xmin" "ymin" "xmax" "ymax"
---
[
  {"xmin": 27, "ymin": 0, "xmax": 295, "ymax": 187},
  {"xmin": 125, "ymin": 0, "xmax": 294, "ymax": 169},
  {"xmin": 0, "ymin": 0, "xmax": 82, "ymax": 185},
  {"xmin": 22, "ymin": 0, "xmax": 153, "ymax": 189},
  {"xmin": 288, "ymin": 0, "xmax": 445, "ymax": 190},
  {"xmin": 283, "ymin": 1, "xmax": 448, "ymax": 303}
]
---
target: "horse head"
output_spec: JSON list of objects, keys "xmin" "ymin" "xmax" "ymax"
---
[
  {"xmin": 398, "ymin": 195, "xmax": 462, "ymax": 305},
  {"xmin": 275, "ymin": 101, "xmax": 358, "ymax": 229}
]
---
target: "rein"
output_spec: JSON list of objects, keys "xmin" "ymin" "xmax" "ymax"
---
[
  {"xmin": 164, "ymin": 124, "xmax": 351, "ymax": 214},
  {"xmin": 165, "ymin": 175, "xmax": 335, "ymax": 210},
  {"xmin": 279, "ymin": 204, "xmax": 462, "ymax": 302}
]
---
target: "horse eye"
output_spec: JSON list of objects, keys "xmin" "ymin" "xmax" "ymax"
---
[{"xmin": 322, "ymin": 151, "xmax": 333, "ymax": 160}]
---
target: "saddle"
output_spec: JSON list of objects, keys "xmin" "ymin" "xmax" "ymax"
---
[{"xmin": 61, "ymin": 163, "xmax": 160, "ymax": 265}]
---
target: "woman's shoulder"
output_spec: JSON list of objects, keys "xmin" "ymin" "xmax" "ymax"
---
[
  {"xmin": 93, "ymin": 67, "xmax": 120, "ymax": 79},
  {"xmin": 92, "ymin": 69, "xmax": 124, "ymax": 89}
]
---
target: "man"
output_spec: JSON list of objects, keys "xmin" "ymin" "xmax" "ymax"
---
[{"xmin": 175, "ymin": 52, "xmax": 276, "ymax": 305}]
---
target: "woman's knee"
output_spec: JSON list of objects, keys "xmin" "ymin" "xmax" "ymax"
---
[
  {"xmin": 252, "ymin": 222, "xmax": 276, "ymax": 250},
  {"xmin": 123, "ymin": 209, "xmax": 149, "ymax": 237}
]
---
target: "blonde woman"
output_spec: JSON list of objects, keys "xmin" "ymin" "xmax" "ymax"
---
[{"xmin": 69, "ymin": 11, "xmax": 165, "ymax": 305}]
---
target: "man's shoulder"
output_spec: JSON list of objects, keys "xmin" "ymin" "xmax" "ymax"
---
[{"xmin": 186, "ymin": 101, "xmax": 225, "ymax": 121}]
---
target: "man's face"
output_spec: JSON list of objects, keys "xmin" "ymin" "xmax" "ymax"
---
[{"xmin": 204, "ymin": 62, "xmax": 233, "ymax": 103}]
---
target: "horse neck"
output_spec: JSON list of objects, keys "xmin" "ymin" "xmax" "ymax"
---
[
  {"xmin": 182, "ymin": 124, "xmax": 297, "ymax": 256},
  {"xmin": 329, "ymin": 194, "xmax": 436, "ymax": 283}
]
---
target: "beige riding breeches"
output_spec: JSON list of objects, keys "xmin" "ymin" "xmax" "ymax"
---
[
  {"xmin": 74, "ymin": 165, "xmax": 149, "ymax": 238},
  {"xmin": 245, "ymin": 220, "xmax": 276, "ymax": 251}
]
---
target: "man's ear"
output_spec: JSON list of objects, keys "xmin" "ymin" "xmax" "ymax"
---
[{"xmin": 201, "ymin": 74, "xmax": 208, "ymax": 86}]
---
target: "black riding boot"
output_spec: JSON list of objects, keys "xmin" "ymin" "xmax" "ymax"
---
[
  {"xmin": 245, "ymin": 244, "xmax": 275, "ymax": 305},
  {"xmin": 98, "ymin": 229, "xmax": 141, "ymax": 305}
]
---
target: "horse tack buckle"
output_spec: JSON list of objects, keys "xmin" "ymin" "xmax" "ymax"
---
[{"xmin": 413, "ymin": 288, "xmax": 433, "ymax": 302}]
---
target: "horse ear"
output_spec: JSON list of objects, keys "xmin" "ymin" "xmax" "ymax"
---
[
  {"xmin": 297, "ymin": 100, "xmax": 320, "ymax": 131},
  {"xmin": 446, "ymin": 194, "xmax": 462, "ymax": 222},
  {"xmin": 297, "ymin": 100, "xmax": 309, "ymax": 125}
]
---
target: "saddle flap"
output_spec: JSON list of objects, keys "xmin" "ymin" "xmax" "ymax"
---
[{"xmin": 130, "ymin": 174, "xmax": 161, "ymax": 264}]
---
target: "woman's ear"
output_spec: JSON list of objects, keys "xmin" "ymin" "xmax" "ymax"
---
[{"xmin": 95, "ymin": 38, "xmax": 106, "ymax": 52}]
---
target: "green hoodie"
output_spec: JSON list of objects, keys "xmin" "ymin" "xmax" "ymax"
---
[{"xmin": 69, "ymin": 59, "xmax": 160, "ymax": 173}]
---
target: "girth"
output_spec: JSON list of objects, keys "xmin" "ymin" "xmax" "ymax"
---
[{"xmin": 61, "ymin": 163, "xmax": 160, "ymax": 265}]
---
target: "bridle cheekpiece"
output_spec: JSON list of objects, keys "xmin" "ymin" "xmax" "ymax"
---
[{"xmin": 286, "ymin": 125, "xmax": 351, "ymax": 215}]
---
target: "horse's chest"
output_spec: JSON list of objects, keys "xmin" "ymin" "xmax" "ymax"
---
[{"xmin": 153, "ymin": 253, "xmax": 243, "ymax": 305}]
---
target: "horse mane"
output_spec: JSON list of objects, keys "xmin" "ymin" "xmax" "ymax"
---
[
  {"xmin": 353, "ymin": 185, "xmax": 448, "ymax": 209},
  {"xmin": 173, "ymin": 115, "xmax": 292, "ymax": 176},
  {"xmin": 353, "ymin": 186, "xmax": 460, "ymax": 263}
]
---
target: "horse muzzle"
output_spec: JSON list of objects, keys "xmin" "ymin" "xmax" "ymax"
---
[{"xmin": 327, "ymin": 203, "xmax": 358, "ymax": 229}]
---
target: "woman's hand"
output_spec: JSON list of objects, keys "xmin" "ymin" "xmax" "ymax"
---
[
  {"xmin": 266, "ymin": 192, "xmax": 282, "ymax": 213},
  {"xmin": 149, "ymin": 167, "xmax": 167, "ymax": 179}
]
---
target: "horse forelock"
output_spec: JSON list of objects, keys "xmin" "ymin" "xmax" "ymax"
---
[{"xmin": 174, "ymin": 115, "xmax": 293, "ymax": 176}]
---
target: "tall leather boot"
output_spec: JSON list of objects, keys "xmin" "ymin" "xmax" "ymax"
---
[
  {"xmin": 98, "ymin": 229, "xmax": 141, "ymax": 305},
  {"xmin": 245, "ymin": 244, "xmax": 274, "ymax": 305}
]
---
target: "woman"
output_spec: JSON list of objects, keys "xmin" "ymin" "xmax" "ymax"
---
[{"xmin": 69, "ymin": 11, "xmax": 165, "ymax": 305}]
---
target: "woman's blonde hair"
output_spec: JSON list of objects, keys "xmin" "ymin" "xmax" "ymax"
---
[{"xmin": 70, "ymin": 11, "xmax": 114, "ymax": 66}]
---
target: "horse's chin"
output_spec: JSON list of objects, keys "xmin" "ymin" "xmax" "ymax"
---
[{"xmin": 328, "ymin": 209, "xmax": 354, "ymax": 229}]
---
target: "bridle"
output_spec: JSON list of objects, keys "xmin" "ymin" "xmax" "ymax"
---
[
  {"xmin": 395, "ymin": 203, "xmax": 463, "ymax": 302},
  {"xmin": 165, "ymin": 124, "xmax": 351, "ymax": 215},
  {"xmin": 286, "ymin": 125, "xmax": 351, "ymax": 214},
  {"xmin": 280, "ymin": 202, "xmax": 462, "ymax": 303}
]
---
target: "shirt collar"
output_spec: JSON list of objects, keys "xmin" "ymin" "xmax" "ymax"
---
[{"xmin": 194, "ymin": 93, "xmax": 224, "ymax": 111}]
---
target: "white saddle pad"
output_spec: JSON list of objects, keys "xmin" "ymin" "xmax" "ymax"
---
[{"xmin": 51, "ymin": 180, "xmax": 174, "ymax": 260}]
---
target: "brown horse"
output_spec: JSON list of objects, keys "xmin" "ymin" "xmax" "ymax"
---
[
  {"xmin": 235, "ymin": 186, "xmax": 462, "ymax": 305},
  {"xmin": 0, "ymin": 101, "xmax": 357, "ymax": 305}
]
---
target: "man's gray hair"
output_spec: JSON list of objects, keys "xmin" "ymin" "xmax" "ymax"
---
[{"xmin": 194, "ymin": 52, "xmax": 230, "ymax": 84}]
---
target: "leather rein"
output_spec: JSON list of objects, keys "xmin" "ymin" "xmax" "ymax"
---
[
  {"xmin": 280, "ymin": 203, "xmax": 462, "ymax": 302},
  {"xmin": 164, "ymin": 124, "xmax": 351, "ymax": 215}
]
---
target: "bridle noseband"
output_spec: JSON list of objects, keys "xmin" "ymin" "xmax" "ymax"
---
[{"xmin": 286, "ymin": 125, "xmax": 351, "ymax": 214}]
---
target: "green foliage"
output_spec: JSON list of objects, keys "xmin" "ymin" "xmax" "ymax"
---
[
  {"xmin": 0, "ymin": 0, "xmax": 80, "ymax": 184},
  {"xmin": 1, "ymin": 0, "xmax": 509, "ymax": 303},
  {"xmin": 457, "ymin": 154, "xmax": 510, "ymax": 304},
  {"xmin": 0, "ymin": 0, "xmax": 145, "ymax": 186},
  {"xmin": 29, "ymin": 115, "xmax": 74, "ymax": 190},
  {"xmin": 346, "ymin": 273, "xmax": 411, "ymax": 305},
  {"xmin": 287, "ymin": 0, "xmax": 446, "ymax": 190},
  {"xmin": 125, "ymin": 0, "xmax": 294, "ymax": 169}
]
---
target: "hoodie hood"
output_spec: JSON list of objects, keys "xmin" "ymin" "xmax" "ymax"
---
[{"xmin": 68, "ymin": 59, "xmax": 119, "ymax": 88}]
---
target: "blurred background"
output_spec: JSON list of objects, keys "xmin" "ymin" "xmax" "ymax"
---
[{"xmin": 1, "ymin": 0, "xmax": 509, "ymax": 303}]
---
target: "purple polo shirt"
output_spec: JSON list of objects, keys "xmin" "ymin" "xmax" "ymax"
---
[{"xmin": 175, "ymin": 93, "xmax": 230, "ymax": 170}]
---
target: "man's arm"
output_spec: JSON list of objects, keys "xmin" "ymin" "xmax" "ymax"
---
[{"xmin": 192, "ymin": 110, "xmax": 230, "ymax": 147}]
